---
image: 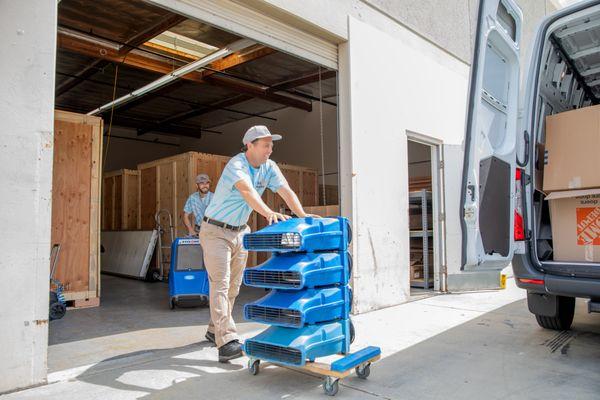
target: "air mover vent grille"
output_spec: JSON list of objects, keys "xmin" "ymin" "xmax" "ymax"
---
[
  {"xmin": 246, "ymin": 305, "xmax": 302, "ymax": 327},
  {"xmin": 244, "ymin": 270, "xmax": 301, "ymax": 288},
  {"xmin": 244, "ymin": 233, "xmax": 301, "ymax": 251},
  {"xmin": 245, "ymin": 341, "xmax": 303, "ymax": 365}
]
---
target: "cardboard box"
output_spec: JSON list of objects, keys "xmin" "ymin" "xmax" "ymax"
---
[
  {"xmin": 544, "ymin": 105, "xmax": 600, "ymax": 192},
  {"xmin": 546, "ymin": 188, "xmax": 600, "ymax": 262}
]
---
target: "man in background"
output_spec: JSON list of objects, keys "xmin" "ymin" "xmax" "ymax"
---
[{"xmin": 183, "ymin": 174, "xmax": 213, "ymax": 236}]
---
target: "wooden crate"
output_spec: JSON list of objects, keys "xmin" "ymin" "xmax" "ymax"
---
[
  {"xmin": 137, "ymin": 152, "xmax": 228, "ymax": 265},
  {"xmin": 102, "ymin": 169, "xmax": 139, "ymax": 230},
  {"xmin": 51, "ymin": 110, "xmax": 102, "ymax": 305},
  {"xmin": 409, "ymin": 176, "xmax": 432, "ymax": 191},
  {"xmin": 304, "ymin": 205, "xmax": 341, "ymax": 217},
  {"xmin": 318, "ymin": 184, "xmax": 339, "ymax": 206},
  {"xmin": 137, "ymin": 152, "xmax": 319, "ymax": 267}
]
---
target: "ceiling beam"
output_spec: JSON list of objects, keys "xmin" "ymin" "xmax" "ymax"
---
[
  {"xmin": 268, "ymin": 70, "xmax": 337, "ymax": 93},
  {"xmin": 106, "ymin": 46, "xmax": 276, "ymax": 114},
  {"xmin": 57, "ymin": 28, "xmax": 305, "ymax": 111},
  {"xmin": 205, "ymin": 75, "xmax": 312, "ymax": 111},
  {"xmin": 137, "ymin": 95, "xmax": 252, "ymax": 135},
  {"xmin": 137, "ymin": 70, "xmax": 337, "ymax": 136},
  {"xmin": 56, "ymin": 14, "xmax": 186, "ymax": 97}
]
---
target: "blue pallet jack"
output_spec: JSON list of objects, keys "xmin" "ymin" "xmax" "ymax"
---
[
  {"xmin": 243, "ymin": 217, "xmax": 381, "ymax": 396},
  {"xmin": 168, "ymin": 237, "xmax": 209, "ymax": 309}
]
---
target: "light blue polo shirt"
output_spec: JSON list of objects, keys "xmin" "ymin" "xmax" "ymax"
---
[
  {"xmin": 183, "ymin": 191, "xmax": 213, "ymax": 225},
  {"xmin": 204, "ymin": 153, "xmax": 287, "ymax": 226}
]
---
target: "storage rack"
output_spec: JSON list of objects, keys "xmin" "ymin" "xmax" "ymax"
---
[{"xmin": 409, "ymin": 190, "xmax": 433, "ymax": 289}]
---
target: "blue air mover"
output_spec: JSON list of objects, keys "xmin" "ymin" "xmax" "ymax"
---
[
  {"xmin": 243, "ymin": 319, "xmax": 351, "ymax": 367},
  {"xmin": 243, "ymin": 217, "xmax": 355, "ymax": 368},
  {"xmin": 168, "ymin": 237, "xmax": 209, "ymax": 309},
  {"xmin": 243, "ymin": 251, "xmax": 352, "ymax": 290},
  {"xmin": 244, "ymin": 286, "xmax": 351, "ymax": 328},
  {"xmin": 243, "ymin": 217, "xmax": 351, "ymax": 253}
]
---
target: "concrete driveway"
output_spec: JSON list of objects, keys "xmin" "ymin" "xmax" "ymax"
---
[{"xmin": 4, "ymin": 279, "xmax": 600, "ymax": 399}]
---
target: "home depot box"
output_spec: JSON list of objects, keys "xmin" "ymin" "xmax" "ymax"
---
[
  {"xmin": 544, "ymin": 104, "xmax": 600, "ymax": 192},
  {"xmin": 546, "ymin": 188, "xmax": 600, "ymax": 262}
]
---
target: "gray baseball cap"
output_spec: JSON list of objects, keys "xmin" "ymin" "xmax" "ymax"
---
[
  {"xmin": 195, "ymin": 174, "xmax": 210, "ymax": 184},
  {"xmin": 242, "ymin": 125, "xmax": 282, "ymax": 145}
]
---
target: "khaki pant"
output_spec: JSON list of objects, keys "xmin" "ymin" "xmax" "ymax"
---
[{"xmin": 199, "ymin": 221, "xmax": 249, "ymax": 347}]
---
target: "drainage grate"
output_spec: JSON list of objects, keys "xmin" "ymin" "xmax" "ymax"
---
[
  {"xmin": 246, "ymin": 305, "xmax": 302, "ymax": 327},
  {"xmin": 244, "ymin": 270, "xmax": 301, "ymax": 288},
  {"xmin": 245, "ymin": 341, "xmax": 303, "ymax": 365},
  {"xmin": 244, "ymin": 233, "xmax": 302, "ymax": 251}
]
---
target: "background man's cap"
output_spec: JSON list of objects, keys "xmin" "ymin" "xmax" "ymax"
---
[
  {"xmin": 242, "ymin": 125, "xmax": 282, "ymax": 145},
  {"xmin": 195, "ymin": 174, "xmax": 210, "ymax": 184}
]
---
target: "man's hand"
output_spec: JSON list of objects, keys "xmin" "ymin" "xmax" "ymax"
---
[
  {"xmin": 187, "ymin": 227, "xmax": 197, "ymax": 236},
  {"xmin": 267, "ymin": 211, "xmax": 291, "ymax": 225},
  {"xmin": 304, "ymin": 213, "xmax": 322, "ymax": 218}
]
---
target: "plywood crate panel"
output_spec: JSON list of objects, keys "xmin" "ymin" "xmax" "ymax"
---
[
  {"xmin": 52, "ymin": 110, "xmax": 102, "ymax": 304},
  {"xmin": 102, "ymin": 169, "xmax": 139, "ymax": 230}
]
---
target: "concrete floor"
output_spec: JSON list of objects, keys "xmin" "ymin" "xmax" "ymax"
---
[
  {"xmin": 5, "ymin": 278, "xmax": 600, "ymax": 399},
  {"xmin": 48, "ymin": 275, "xmax": 265, "ymax": 372}
]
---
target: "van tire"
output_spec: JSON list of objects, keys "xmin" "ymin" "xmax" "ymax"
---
[{"xmin": 534, "ymin": 296, "xmax": 575, "ymax": 330}]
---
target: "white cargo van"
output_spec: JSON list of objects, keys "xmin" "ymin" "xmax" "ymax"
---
[{"xmin": 463, "ymin": 0, "xmax": 600, "ymax": 330}]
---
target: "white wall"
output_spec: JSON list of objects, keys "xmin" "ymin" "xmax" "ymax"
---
[
  {"xmin": 341, "ymin": 17, "xmax": 470, "ymax": 313},
  {"xmin": 0, "ymin": 0, "xmax": 56, "ymax": 393}
]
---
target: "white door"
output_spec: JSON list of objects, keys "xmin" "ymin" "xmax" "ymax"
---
[{"xmin": 461, "ymin": 0, "xmax": 522, "ymax": 270}]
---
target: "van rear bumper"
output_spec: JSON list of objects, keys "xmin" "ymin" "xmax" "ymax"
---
[{"xmin": 513, "ymin": 254, "xmax": 600, "ymax": 298}]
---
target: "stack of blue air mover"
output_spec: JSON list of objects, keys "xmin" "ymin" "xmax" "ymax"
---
[{"xmin": 242, "ymin": 217, "xmax": 353, "ymax": 367}]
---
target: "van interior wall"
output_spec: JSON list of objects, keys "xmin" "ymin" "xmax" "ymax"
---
[{"xmin": 103, "ymin": 102, "xmax": 338, "ymax": 188}]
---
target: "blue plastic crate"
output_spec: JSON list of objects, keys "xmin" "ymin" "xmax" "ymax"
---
[
  {"xmin": 243, "ymin": 217, "xmax": 351, "ymax": 252},
  {"xmin": 244, "ymin": 319, "xmax": 351, "ymax": 367},
  {"xmin": 244, "ymin": 286, "xmax": 351, "ymax": 328},
  {"xmin": 243, "ymin": 251, "xmax": 351, "ymax": 290}
]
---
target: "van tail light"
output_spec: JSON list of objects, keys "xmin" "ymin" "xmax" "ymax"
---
[
  {"xmin": 518, "ymin": 278, "xmax": 544, "ymax": 285},
  {"xmin": 514, "ymin": 168, "xmax": 525, "ymax": 241}
]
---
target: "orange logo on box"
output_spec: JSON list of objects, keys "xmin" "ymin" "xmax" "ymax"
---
[{"xmin": 576, "ymin": 207, "xmax": 600, "ymax": 245}]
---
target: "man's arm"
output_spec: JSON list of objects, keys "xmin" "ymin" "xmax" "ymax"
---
[
  {"xmin": 183, "ymin": 212, "xmax": 196, "ymax": 235},
  {"xmin": 276, "ymin": 184, "xmax": 321, "ymax": 218},
  {"xmin": 234, "ymin": 180, "xmax": 290, "ymax": 225},
  {"xmin": 276, "ymin": 184, "xmax": 307, "ymax": 217}
]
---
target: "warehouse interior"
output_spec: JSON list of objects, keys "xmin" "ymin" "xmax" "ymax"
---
[
  {"xmin": 49, "ymin": 0, "xmax": 340, "ymax": 371},
  {"xmin": 48, "ymin": 0, "xmax": 445, "ymax": 372},
  {"xmin": 407, "ymin": 140, "xmax": 438, "ymax": 295}
]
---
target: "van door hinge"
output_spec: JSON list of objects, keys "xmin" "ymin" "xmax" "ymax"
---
[
  {"xmin": 439, "ymin": 212, "xmax": 445, "ymax": 222},
  {"xmin": 438, "ymin": 160, "xmax": 444, "ymax": 169}
]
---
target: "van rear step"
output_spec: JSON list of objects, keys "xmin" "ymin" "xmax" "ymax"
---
[{"xmin": 588, "ymin": 300, "xmax": 600, "ymax": 314}]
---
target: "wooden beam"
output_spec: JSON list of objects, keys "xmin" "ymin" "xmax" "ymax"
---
[
  {"xmin": 138, "ymin": 70, "xmax": 330, "ymax": 135},
  {"xmin": 56, "ymin": 14, "xmax": 186, "ymax": 97},
  {"xmin": 58, "ymin": 28, "xmax": 275, "ymax": 86},
  {"xmin": 106, "ymin": 46, "xmax": 276, "ymax": 114},
  {"xmin": 205, "ymin": 75, "xmax": 313, "ymax": 111},
  {"xmin": 118, "ymin": 14, "xmax": 186, "ymax": 56},
  {"xmin": 268, "ymin": 70, "xmax": 337, "ymax": 93},
  {"xmin": 57, "ymin": 29, "xmax": 294, "ymax": 111}
]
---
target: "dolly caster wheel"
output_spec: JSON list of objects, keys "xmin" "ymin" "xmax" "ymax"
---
[
  {"xmin": 248, "ymin": 359, "xmax": 260, "ymax": 376},
  {"xmin": 355, "ymin": 363, "xmax": 371, "ymax": 379},
  {"xmin": 323, "ymin": 376, "xmax": 339, "ymax": 396}
]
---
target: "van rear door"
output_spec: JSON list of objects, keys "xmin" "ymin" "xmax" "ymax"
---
[{"xmin": 461, "ymin": 0, "xmax": 522, "ymax": 270}]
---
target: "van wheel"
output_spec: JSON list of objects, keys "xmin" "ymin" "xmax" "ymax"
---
[{"xmin": 535, "ymin": 296, "xmax": 575, "ymax": 330}]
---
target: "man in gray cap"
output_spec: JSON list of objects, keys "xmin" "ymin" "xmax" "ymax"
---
[
  {"xmin": 200, "ymin": 125, "xmax": 317, "ymax": 362},
  {"xmin": 183, "ymin": 173, "xmax": 214, "ymax": 236}
]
